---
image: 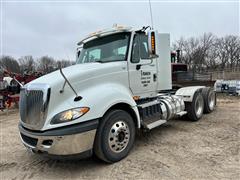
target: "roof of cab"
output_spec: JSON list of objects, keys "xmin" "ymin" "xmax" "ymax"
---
[{"xmin": 77, "ymin": 25, "xmax": 133, "ymax": 46}]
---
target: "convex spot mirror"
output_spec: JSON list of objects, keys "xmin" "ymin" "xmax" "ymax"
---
[{"xmin": 148, "ymin": 30, "xmax": 159, "ymax": 59}]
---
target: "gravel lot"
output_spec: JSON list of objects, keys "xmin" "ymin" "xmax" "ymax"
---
[{"xmin": 0, "ymin": 95, "xmax": 239, "ymax": 180}]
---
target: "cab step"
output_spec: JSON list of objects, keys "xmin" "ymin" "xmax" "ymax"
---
[
  {"xmin": 176, "ymin": 111, "xmax": 187, "ymax": 116},
  {"xmin": 137, "ymin": 100, "xmax": 159, "ymax": 108},
  {"xmin": 142, "ymin": 119, "xmax": 167, "ymax": 130},
  {"xmin": 137, "ymin": 99, "xmax": 167, "ymax": 130}
]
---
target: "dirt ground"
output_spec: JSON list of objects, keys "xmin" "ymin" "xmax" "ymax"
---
[{"xmin": 0, "ymin": 95, "xmax": 239, "ymax": 180}]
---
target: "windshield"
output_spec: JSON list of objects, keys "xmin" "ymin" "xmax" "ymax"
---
[{"xmin": 76, "ymin": 32, "xmax": 130, "ymax": 64}]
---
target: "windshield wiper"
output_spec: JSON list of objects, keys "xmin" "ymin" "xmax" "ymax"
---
[{"xmin": 95, "ymin": 60, "xmax": 121, "ymax": 63}]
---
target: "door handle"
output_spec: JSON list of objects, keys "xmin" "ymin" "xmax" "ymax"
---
[
  {"xmin": 136, "ymin": 64, "xmax": 141, "ymax": 70},
  {"xmin": 153, "ymin": 74, "xmax": 157, "ymax": 82}
]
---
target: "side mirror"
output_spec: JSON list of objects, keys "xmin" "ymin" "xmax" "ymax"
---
[
  {"xmin": 148, "ymin": 30, "xmax": 159, "ymax": 58},
  {"xmin": 76, "ymin": 50, "xmax": 81, "ymax": 58}
]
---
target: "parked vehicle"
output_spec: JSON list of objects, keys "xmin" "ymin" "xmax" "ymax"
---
[
  {"xmin": 0, "ymin": 70, "xmax": 43, "ymax": 110},
  {"xmin": 214, "ymin": 79, "xmax": 240, "ymax": 96},
  {"xmin": 18, "ymin": 26, "xmax": 216, "ymax": 163},
  {"xmin": 0, "ymin": 70, "xmax": 19, "ymax": 110}
]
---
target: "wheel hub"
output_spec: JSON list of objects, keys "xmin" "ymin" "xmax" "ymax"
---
[
  {"xmin": 118, "ymin": 131, "xmax": 125, "ymax": 142},
  {"xmin": 195, "ymin": 95, "xmax": 204, "ymax": 118},
  {"xmin": 208, "ymin": 91, "xmax": 215, "ymax": 110},
  {"xmin": 108, "ymin": 121, "xmax": 130, "ymax": 153}
]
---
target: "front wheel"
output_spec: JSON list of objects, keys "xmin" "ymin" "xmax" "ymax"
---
[{"xmin": 94, "ymin": 110, "xmax": 135, "ymax": 163}]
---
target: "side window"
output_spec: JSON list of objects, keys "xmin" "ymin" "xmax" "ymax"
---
[
  {"xmin": 80, "ymin": 51, "xmax": 87, "ymax": 63},
  {"xmin": 131, "ymin": 35, "xmax": 140, "ymax": 63},
  {"xmin": 112, "ymin": 46, "xmax": 127, "ymax": 59},
  {"xmin": 88, "ymin": 49, "xmax": 101, "ymax": 62},
  {"xmin": 131, "ymin": 34, "xmax": 149, "ymax": 63},
  {"xmin": 117, "ymin": 46, "xmax": 127, "ymax": 56},
  {"xmin": 139, "ymin": 35, "xmax": 149, "ymax": 59}
]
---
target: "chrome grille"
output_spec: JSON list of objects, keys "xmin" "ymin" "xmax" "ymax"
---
[{"xmin": 19, "ymin": 84, "xmax": 50, "ymax": 130}]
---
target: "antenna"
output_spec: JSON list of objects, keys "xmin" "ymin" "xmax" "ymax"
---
[{"xmin": 148, "ymin": 0, "xmax": 154, "ymax": 29}]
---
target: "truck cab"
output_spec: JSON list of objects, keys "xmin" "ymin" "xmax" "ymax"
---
[{"xmin": 18, "ymin": 26, "xmax": 216, "ymax": 163}]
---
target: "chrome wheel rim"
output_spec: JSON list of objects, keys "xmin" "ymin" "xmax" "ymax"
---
[
  {"xmin": 208, "ymin": 91, "xmax": 215, "ymax": 110},
  {"xmin": 195, "ymin": 95, "xmax": 204, "ymax": 118},
  {"xmin": 108, "ymin": 121, "xmax": 130, "ymax": 153}
]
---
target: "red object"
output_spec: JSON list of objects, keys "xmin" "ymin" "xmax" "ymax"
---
[
  {"xmin": 6, "ymin": 95, "xmax": 19, "ymax": 108},
  {"xmin": 171, "ymin": 63, "xmax": 188, "ymax": 82},
  {"xmin": 0, "ymin": 69, "xmax": 43, "ymax": 110},
  {"xmin": 171, "ymin": 63, "xmax": 188, "ymax": 73}
]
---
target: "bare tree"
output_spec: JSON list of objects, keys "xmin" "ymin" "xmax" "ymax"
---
[
  {"xmin": 56, "ymin": 60, "xmax": 74, "ymax": 68},
  {"xmin": 0, "ymin": 56, "xmax": 20, "ymax": 73},
  {"xmin": 37, "ymin": 56, "xmax": 56, "ymax": 73},
  {"xmin": 173, "ymin": 33, "xmax": 240, "ymax": 72},
  {"xmin": 226, "ymin": 35, "xmax": 240, "ymax": 69},
  {"xmin": 205, "ymin": 43, "xmax": 218, "ymax": 70},
  {"xmin": 173, "ymin": 36, "xmax": 201, "ymax": 70},
  {"xmin": 18, "ymin": 55, "xmax": 36, "ymax": 73},
  {"xmin": 197, "ymin": 33, "xmax": 215, "ymax": 70},
  {"xmin": 214, "ymin": 35, "xmax": 240, "ymax": 70}
]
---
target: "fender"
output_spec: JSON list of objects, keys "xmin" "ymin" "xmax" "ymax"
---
[
  {"xmin": 79, "ymin": 83, "xmax": 141, "ymax": 128},
  {"xmin": 175, "ymin": 86, "xmax": 205, "ymax": 102},
  {"xmin": 43, "ymin": 83, "xmax": 141, "ymax": 130}
]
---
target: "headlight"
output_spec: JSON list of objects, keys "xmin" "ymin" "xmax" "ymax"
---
[{"xmin": 51, "ymin": 107, "xmax": 89, "ymax": 124}]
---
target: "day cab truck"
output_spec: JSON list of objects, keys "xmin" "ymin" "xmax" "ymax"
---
[{"xmin": 18, "ymin": 26, "xmax": 216, "ymax": 163}]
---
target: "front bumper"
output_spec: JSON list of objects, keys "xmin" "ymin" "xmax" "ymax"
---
[{"xmin": 19, "ymin": 119, "xmax": 98, "ymax": 157}]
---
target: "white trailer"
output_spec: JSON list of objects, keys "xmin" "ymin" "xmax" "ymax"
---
[{"xmin": 18, "ymin": 26, "xmax": 216, "ymax": 163}]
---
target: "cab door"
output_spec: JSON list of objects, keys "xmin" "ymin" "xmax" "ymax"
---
[{"xmin": 128, "ymin": 32, "xmax": 157, "ymax": 96}]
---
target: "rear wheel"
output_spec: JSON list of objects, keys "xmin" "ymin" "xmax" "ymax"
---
[
  {"xmin": 202, "ymin": 87, "xmax": 216, "ymax": 113},
  {"xmin": 94, "ymin": 109, "xmax": 135, "ymax": 163},
  {"xmin": 185, "ymin": 91, "xmax": 204, "ymax": 121}
]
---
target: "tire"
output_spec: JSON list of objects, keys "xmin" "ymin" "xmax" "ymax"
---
[
  {"xmin": 94, "ymin": 109, "xmax": 135, "ymax": 163},
  {"xmin": 202, "ymin": 87, "xmax": 216, "ymax": 113},
  {"xmin": 185, "ymin": 90, "xmax": 204, "ymax": 121}
]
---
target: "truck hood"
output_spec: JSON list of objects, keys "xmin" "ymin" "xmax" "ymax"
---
[
  {"xmin": 30, "ymin": 62, "xmax": 124, "ymax": 87},
  {"xmin": 27, "ymin": 61, "xmax": 128, "ymax": 109}
]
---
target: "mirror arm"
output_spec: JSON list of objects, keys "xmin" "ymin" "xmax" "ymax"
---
[
  {"xmin": 59, "ymin": 66, "xmax": 82, "ymax": 102},
  {"xmin": 13, "ymin": 76, "xmax": 23, "ymax": 87}
]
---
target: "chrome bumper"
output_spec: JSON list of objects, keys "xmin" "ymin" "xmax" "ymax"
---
[{"xmin": 18, "ymin": 120, "xmax": 98, "ymax": 156}]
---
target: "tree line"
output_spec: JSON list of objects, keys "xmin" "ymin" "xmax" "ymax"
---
[
  {"xmin": 0, "ymin": 33, "xmax": 239, "ymax": 74},
  {"xmin": 173, "ymin": 33, "xmax": 240, "ymax": 72},
  {"xmin": 0, "ymin": 55, "xmax": 74, "ymax": 74}
]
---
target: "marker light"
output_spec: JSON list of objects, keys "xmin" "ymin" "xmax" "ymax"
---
[{"xmin": 151, "ymin": 32, "xmax": 156, "ymax": 55}]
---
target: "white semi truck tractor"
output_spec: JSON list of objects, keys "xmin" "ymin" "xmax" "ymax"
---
[{"xmin": 18, "ymin": 26, "xmax": 216, "ymax": 163}]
